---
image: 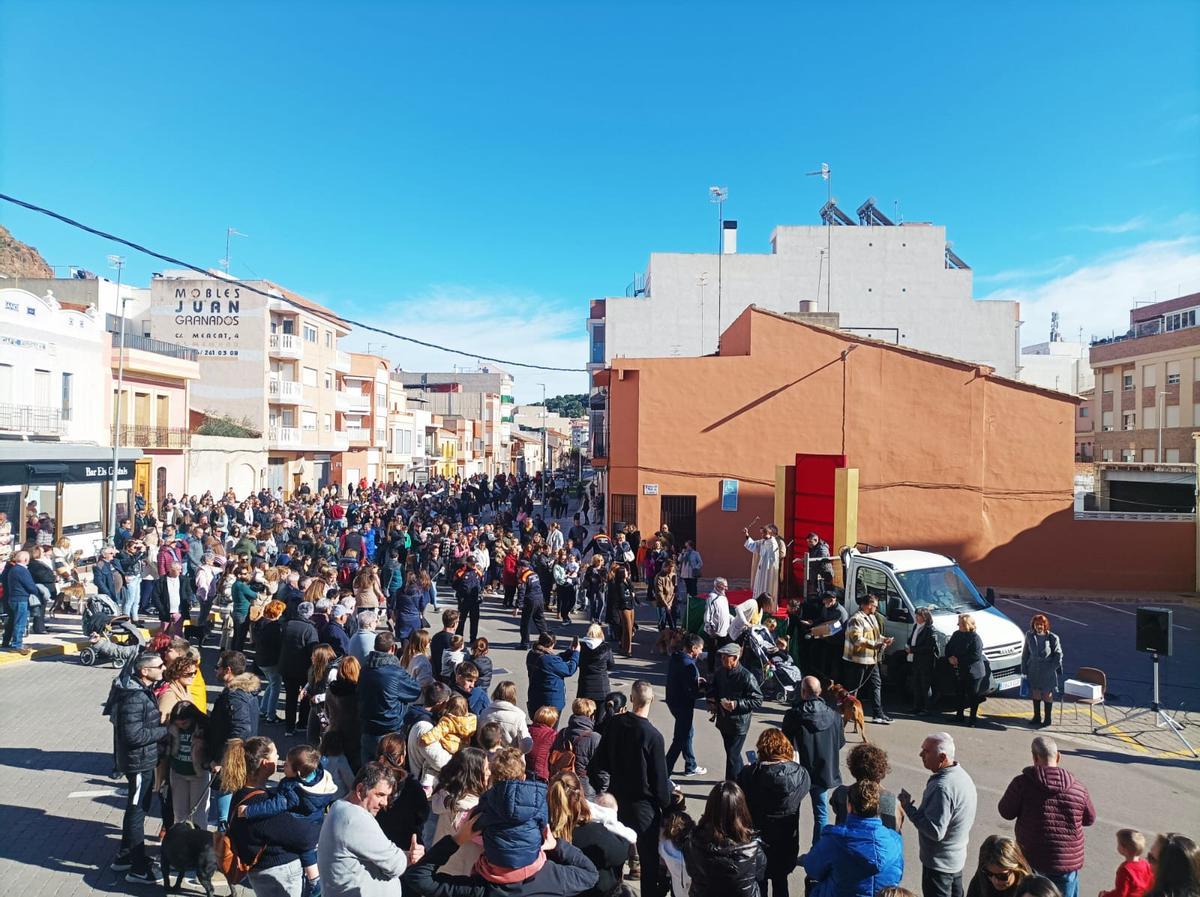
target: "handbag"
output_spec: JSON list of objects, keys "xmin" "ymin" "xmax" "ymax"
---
[
  {"xmin": 622, "ymin": 549, "xmax": 635, "ymax": 563},
  {"xmin": 1019, "ymin": 675, "xmax": 1030, "ymax": 698}
]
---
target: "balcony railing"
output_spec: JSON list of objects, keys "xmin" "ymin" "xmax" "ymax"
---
[
  {"xmin": 118, "ymin": 425, "xmax": 191, "ymax": 448},
  {"xmin": 336, "ymin": 390, "xmax": 370, "ymax": 412},
  {"xmin": 268, "ymin": 426, "xmax": 302, "ymax": 447},
  {"xmin": 268, "ymin": 333, "xmax": 303, "ymax": 358},
  {"xmin": 333, "ymin": 350, "xmax": 352, "ymax": 372},
  {"xmin": 0, "ymin": 403, "xmax": 67, "ymax": 436},
  {"xmin": 268, "ymin": 379, "xmax": 304, "ymax": 404},
  {"xmin": 345, "ymin": 426, "xmax": 371, "ymax": 443},
  {"xmin": 107, "ymin": 315, "xmax": 199, "ymax": 361}
]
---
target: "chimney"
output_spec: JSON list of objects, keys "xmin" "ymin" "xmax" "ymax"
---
[{"xmin": 722, "ymin": 219, "xmax": 738, "ymax": 254}]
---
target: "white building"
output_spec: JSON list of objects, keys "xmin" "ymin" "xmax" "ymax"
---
[
  {"xmin": 588, "ymin": 207, "xmax": 1021, "ymax": 379},
  {"xmin": 1020, "ymin": 339, "xmax": 1093, "ymax": 395}
]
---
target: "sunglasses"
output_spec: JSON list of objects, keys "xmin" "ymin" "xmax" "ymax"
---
[{"xmin": 986, "ymin": 870, "xmax": 1016, "ymax": 882}]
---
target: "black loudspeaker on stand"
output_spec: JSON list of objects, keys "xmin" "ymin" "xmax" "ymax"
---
[{"xmin": 1094, "ymin": 606, "xmax": 1196, "ymax": 757}]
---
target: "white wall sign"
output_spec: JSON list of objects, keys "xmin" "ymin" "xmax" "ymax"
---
[{"xmin": 643, "ymin": 483, "xmax": 659, "ymax": 495}]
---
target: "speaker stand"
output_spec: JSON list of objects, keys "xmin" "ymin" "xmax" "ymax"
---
[{"xmin": 1093, "ymin": 653, "xmax": 1197, "ymax": 758}]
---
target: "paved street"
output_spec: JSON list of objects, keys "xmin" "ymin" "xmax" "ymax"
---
[{"xmin": 1, "ymin": 592, "xmax": 1197, "ymax": 897}]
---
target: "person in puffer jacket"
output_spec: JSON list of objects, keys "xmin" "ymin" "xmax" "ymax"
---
[
  {"xmin": 803, "ymin": 780, "xmax": 904, "ymax": 897},
  {"xmin": 737, "ymin": 728, "xmax": 810, "ymax": 897},
  {"xmin": 551, "ymin": 698, "xmax": 605, "ymax": 796},
  {"xmin": 998, "ymin": 735, "xmax": 1096, "ymax": 895},
  {"xmin": 475, "ymin": 747, "xmax": 550, "ymax": 876},
  {"xmin": 684, "ymin": 781, "xmax": 768, "ymax": 897}
]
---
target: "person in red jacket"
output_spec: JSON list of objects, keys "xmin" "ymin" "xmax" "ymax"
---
[
  {"xmin": 1099, "ymin": 829, "xmax": 1153, "ymax": 897},
  {"xmin": 997, "ymin": 735, "xmax": 1096, "ymax": 897}
]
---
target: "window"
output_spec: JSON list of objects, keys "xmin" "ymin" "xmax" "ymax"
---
[
  {"xmin": 376, "ymin": 391, "xmax": 386, "ymax": 410},
  {"xmin": 590, "ymin": 324, "xmax": 605, "ymax": 365},
  {"xmin": 303, "ymin": 325, "xmax": 318, "ymax": 343},
  {"xmin": 1122, "ymin": 411, "xmax": 1136, "ymax": 430},
  {"xmin": 61, "ymin": 372, "xmax": 73, "ymax": 421},
  {"xmin": 1121, "ymin": 449, "xmax": 1136, "ymax": 462},
  {"xmin": 1144, "ymin": 365, "xmax": 1157, "ymax": 387},
  {"xmin": 302, "ymin": 411, "xmax": 318, "ymax": 431},
  {"xmin": 1166, "ymin": 404, "xmax": 1180, "ymax": 427},
  {"xmin": 1167, "ymin": 361, "xmax": 1180, "ymax": 385},
  {"xmin": 1101, "ymin": 410, "xmax": 1114, "ymax": 431},
  {"xmin": 281, "ymin": 410, "xmax": 295, "ymax": 427},
  {"xmin": 34, "ymin": 369, "xmax": 51, "ymax": 407},
  {"xmin": 1142, "ymin": 449, "xmax": 1156, "ymax": 462},
  {"xmin": 1079, "ymin": 406, "xmax": 1089, "ymax": 418},
  {"xmin": 1102, "ymin": 449, "xmax": 1114, "ymax": 461},
  {"xmin": 1166, "ymin": 448, "xmax": 1181, "ymax": 462},
  {"xmin": 1144, "ymin": 406, "xmax": 1157, "ymax": 429},
  {"xmin": 302, "ymin": 366, "xmax": 318, "ymax": 387},
  {"xmin": 324, "ymin": 330, "xmax": 333, "ymax": 348},
  {"xmin": 324, "ymin": 413, "xmax": 332, "ymax": 432},
  {"xmin": 1102, "ymin": 372, "xmax": 1115, "ymax": 393},
  {"xmin": 324, "ymin": 371, "xmax": 333, "ymax": 390},
  {"xmin": 612, "ymin": 494, "xmax": 637, "ymax": 526},
  {"xmin": 156, "ymin": 394, "xmax": 169, "ymax": 428},
  {"xmin": 1123, "ymin": 373, "xmax": 1135, "ymax": 391},
  {"xmin": 396, "ymin": 428, "xmax": 413, "ymax": 453},
  {"xmin": 1165, "ymin": 309, "xmax": 1196, "ymax": 331}
]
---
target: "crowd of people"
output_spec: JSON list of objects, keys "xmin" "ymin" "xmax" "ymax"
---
[{"xmin": 2, "ymin": 474, "xmax": 1195, "ymax": 897}]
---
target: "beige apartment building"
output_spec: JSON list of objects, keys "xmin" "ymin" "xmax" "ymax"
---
[
  {"xmin": 1086, "ymin": 291, "xmax": 1200, "ymax": 463},
  {"xmin": 338, "ymin": 353, "xmax": 390, "ymax": 486},
  {"xmin": 149, "ymin": 273, "xmax": 351, "ymax": 494}
]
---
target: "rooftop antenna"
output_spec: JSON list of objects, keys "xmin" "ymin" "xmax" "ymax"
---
[
  {"xmin": 805, "ymin": 163, "xmax": 832, "ymax": 311},
  {"xmin": 220, "ymin": 227, "xmax": 247, "ymax": 274}
]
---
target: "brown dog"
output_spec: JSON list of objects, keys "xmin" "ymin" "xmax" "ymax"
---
[
  {"xmin": 54, "ymin": 582, "xmax": 87, "ymax": 617},
  {"xmin": 655, "ymin": 627, "xmax": 683, "ymax": 655},
  {"xmin": 827, "ymin": 683, "xmax": 868, "ymax": 743}
]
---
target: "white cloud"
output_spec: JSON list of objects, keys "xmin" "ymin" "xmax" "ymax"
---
[
  {"xmin": 976, "ymin": 256, "xmax": 1076, "ymax": 285},
  {"xmin": 981, "ymin": 238, "xmax": 1200, "ymax": 347},
  {"xmin": 341, "ymin": 286, "xmax": 589, "ymax": 402},
  {"xmin": 1069, "ymin": 215, "xmax": 1149, "ymax": 234}
]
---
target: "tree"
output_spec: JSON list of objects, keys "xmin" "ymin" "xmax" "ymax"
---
[{"xmin": 544, "ymin": 393, "xmax": 587, "ymax": 419}]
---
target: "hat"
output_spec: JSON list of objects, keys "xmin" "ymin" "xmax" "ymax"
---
[
  {"xmin": 332, "ymin": 604, "xmax": 350, "ymax": 619},
  {"xmin": 717, "ymin": 643, "xmax": 741, "ymax": 657}
]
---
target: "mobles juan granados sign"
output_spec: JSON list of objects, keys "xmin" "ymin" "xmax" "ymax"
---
[{"xmin": 170, "ymin": 285, "xmax": 245, "ymax": 359}]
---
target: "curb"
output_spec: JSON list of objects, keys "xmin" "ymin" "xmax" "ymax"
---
[{"xmin": 0, "ymin": 628, "xmax": 151, "ymax": 667}]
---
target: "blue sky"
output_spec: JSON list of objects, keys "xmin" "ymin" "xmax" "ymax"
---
[{"xmin": 2, "ymin": 1, "xmax": 1198, "ymax": 398}]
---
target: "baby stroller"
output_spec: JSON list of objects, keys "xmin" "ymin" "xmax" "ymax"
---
[
  {"xmin": 79, "ymin": 593, "xmax": 145, "ymax": 667},
  {"xmin": 744, "ymin": 624, "xmax": 802, "ymax": 704}
]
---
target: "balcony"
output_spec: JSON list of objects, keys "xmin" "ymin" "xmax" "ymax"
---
[
  {"xmin": 268, "ymin": 333, "xmax": 303, "ymax": 359},
  {"xmin": 337, "ymin": 389, "xmax": 371, "ymax": 413},
  {"xmin": 268, "ymin": 426, "xmax": 302, "ymax": 448},
  {"xmin": 107, "ymin": 317, "xmax": 199, "ymax": 361},
  {"xmin": 345, "ymin": 426, "xmax": 371, "ymax": 444},
  {"xmin": 333, "ymin": 350, "xmax": 351, "ymax": 373},
  {"xmin": 268, "ymin": 378, "xmax": 304, "ymax": 405},
  {"xmin": 0, "ymin": 403, "xmax": 66, "ymax": 436},
  {"xmin": 326, "ymin": 430, "xmax": 350, "ymax": 452},
  {"xmin": 118, "ymin": 425, "xmax": 190, "ymax": 449}
]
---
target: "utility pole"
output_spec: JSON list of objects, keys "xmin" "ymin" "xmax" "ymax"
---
[
  {"xmin": 221, "ymin": 227, "xmax": 246, "ymax": 274},
  {"xmin": 108, "ymin": 255, "xmax": 127, "ymax": 544},
  {"xmin": 538, "ymin": 382, "xmax": 547, "ymax": 499},
  {"xmin": 806, "ymin": 163, "xmax": 832, "ymax": 310}
]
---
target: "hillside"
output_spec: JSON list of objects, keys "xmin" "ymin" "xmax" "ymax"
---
[{"xmin": 0, "ymin": 224, "xmax": 54, "ymax": 278}]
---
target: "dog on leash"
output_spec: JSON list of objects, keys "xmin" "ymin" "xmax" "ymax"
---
[
  {"xmin": 53, "ymin": 582, "xmax": 87, "ymax": 617},
  {"xmin": 655, "ymin": 627, "xmax": 683, "ymax": 655},
  {"xmin": 161, "ymin": 821, "xmax": 218, "ymax": 897},
  {"xmin": 826, "ymin": 683, "xmax": 868, "ymax": 743}
]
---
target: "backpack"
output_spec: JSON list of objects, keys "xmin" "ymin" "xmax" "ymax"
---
[
  {"xmin": 337, "ymin": 561, "xmax": 356, "ymax": 589},
  {"xmin": 215, "ymin": 788, "xmax": 267, "ymax": 885},
  {"xmin": 548, "ymin": 730, "xmax": 578, "ymax": 775}
]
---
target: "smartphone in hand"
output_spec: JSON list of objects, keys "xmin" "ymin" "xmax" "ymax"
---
[{"xmin": 745, "ymin": 749, "xmax": 758, "ymax": 765}]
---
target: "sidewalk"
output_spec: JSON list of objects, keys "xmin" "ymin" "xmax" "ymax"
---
[{"xmin": 0, "ymin": 615, "xmax": 151, "ymax": 667}]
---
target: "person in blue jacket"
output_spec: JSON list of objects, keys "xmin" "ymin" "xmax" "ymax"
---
[
  {"xmin": 803, "ymin": 780, "xmax": 903, "ymax": 897},
  {"xmin": 2, "ymin": 550, "xmax": 38, "ymax": 653},
  {"xmin": 358, "ymin": 631, "xmax": 422, "ymax": 762},
  {"xmin": 525, "ymin": 633, "xmax": 579, "ymax": 717}
]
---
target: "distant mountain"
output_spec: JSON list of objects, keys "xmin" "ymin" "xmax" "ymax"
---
[{"xmin": 0, "ymin": 225, "xmax": 54, "ymax": 279}]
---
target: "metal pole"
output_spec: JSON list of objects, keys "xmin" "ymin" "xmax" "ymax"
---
[
  {"xmin": 1158, "ymin": 390, "xmax": 1165, "ymax": 462},
  {"xmin": 717, "ymin": 197, "xmax": 723, "ymax": 343},
  {"xmin": 108, "ymin": 260, "xmax": 127, "ymax": 545},
  {"xmin": 539, "ymin": 383, "xmax": 547, "ymax": 498},
  {"xmin": 827, "ymin": 172, "xmax": 832, "ymax": 311}
]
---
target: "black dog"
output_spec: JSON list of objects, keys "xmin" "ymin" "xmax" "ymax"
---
[{"xmin": 161, "ymin": 822, "xmax": 218, "ymax": 897}]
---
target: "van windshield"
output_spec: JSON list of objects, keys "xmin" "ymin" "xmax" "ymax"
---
[{"xmin": 895, "ymin": 565, "xmax": 986, "ymax": 614}]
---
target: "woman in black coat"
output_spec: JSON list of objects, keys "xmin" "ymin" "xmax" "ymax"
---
[
  {"xmin": 684, "ymin": 781, "xmax": 768, "ymax": 897},
  {"xmin": 576, "ymin": 623, "xmax": 614, "ymax": 704},
  {"xmin": 946, "ymin": 613, "xmax": 988, "ymax": 726},
  {"xmin": 736, "ymin": 728, "xmax": 808, "ymax": 897},
  {"xmin": 905, "ymin": 606, "xmax": 940, "ymax": 715}
]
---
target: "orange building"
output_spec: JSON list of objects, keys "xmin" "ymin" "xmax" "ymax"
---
[{"xmin": 593, "ymin": 306, "xmax": 1194, "ymax": 592}]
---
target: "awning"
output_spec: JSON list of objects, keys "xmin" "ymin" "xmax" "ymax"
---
[{"xmin": 0, "ymin": 443, "xmax": 143, "ymax": 485}]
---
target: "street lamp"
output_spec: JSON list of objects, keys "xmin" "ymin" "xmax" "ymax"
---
[
  {"xmin": 805, "ymin": 163, "xmax": 832, "ymax": 310},
  {"xmin": 108, "ymin": 254, "xmax": 127, "ymax": 544},
  {"xmin": 709, "ymin": 187, "xmax": 727, "ymax": 347}
]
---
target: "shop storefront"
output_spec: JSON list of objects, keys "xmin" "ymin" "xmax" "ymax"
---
[{"xmin": 0, "ymin": 443, "xmax": 143, "ymax": 560}]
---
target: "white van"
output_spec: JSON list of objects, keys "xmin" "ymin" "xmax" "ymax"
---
[{"xmin": 839, "ymin": 548, "xmax": 1024, "ymax": 693}]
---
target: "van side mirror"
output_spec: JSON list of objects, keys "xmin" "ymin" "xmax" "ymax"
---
[
  {"xmin": 885, "ymin": 595, "xmax": 912, "ymax": 624},
  {"xmin": 984, "ymin": 587, "xmax": 996, "ymax": 607}
]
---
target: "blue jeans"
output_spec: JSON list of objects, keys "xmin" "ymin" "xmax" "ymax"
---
[
  {"xmin": 665, "ymin": 706, "xmax": 697, "ymax": 774},
  {"xmin": 1042, "ymin": 870, "xmax": 1078, "ymax": 897},
  {"xmin": 6, "ymin": 599, "xmax": 29, "ymax": 649},
  {"xmin": 260, "ymin": 665, "xmax": 282, "ymax": 718},
  {"xmin": 810, "ymin": 786, "xmax": 830, "ymax": 845},
  {"xmin": 121, "ymin": 574, "xmax": 142, "ymax": 620},
  {"xmin": 211, "ymin": 790, "xmax": 232, "ymax": 830}
]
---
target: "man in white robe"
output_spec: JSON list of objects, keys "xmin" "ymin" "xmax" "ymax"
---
[{"xmin": 743, "ymin": 524, "xmax": 783, "ymax": 607}]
